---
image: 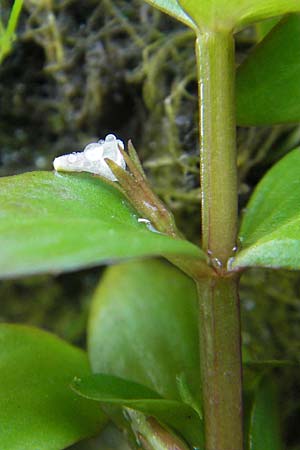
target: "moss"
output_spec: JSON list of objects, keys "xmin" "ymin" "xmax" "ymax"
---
[{"xmin": 0, "ymin": 1, "xmax": 300, "ymax": 448}]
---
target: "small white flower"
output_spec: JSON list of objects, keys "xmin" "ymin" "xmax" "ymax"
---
[{"xmin": 53, "ymin": 134, "xmax": 126, "ymax": 181}]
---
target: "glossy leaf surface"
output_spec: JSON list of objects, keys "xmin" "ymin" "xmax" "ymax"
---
[
  {"xmin": 0, "ymin": 324, "xmax": 105, "ymax": 450},
  {"xmin": 237, "ymin": 15, "xmax": 300, "ymax": 126},
  {"xmin": 88, "ymin": 259, "xmax": 203, "ymax": 447},
  {"xmin": 0, "ymin": 171, "xmax": 203, "ymax": 278},
  {"xmin": 246, "ymin": 378, "xmax": 282, "ymax": 450},
  {"xmin": 72, "ymin": 373, "xmax": 161, "ymax": 401},
  {"xmin": 72, "ymin": 373, "xmax": 202, "ymax": 447},
  {"xmin": 143, "ymin": 0, "xmax": 196, "ymax": 29},
  {"xmin": 88, "ymin": 259, "xmax": 200, "ymax": 401},
  {"xmin": 233, "ymin": 148, "xmax": 300, "ymax": 270},
  {"xmin": 88, "ymin": 259, "xmax": 283, "ymax": 447},
  {"xmin": 178, "ymin": 0, "xmax": 300, "ymax": 31}
]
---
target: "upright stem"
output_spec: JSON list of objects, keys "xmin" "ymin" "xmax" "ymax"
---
[
  {"xmin": 195, "ymin": 31, "xmax": 243, "ymax": 450},
  {"xmin": 196, "ymin": 276, "xmax": 243, "ymax": 450},
  {"xmin": 197, "ymin": 31, "xmax": 237, "ymax": 265}
]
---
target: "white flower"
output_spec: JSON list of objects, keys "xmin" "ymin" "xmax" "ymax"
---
[{"xmin": 53, "ymin": 134, "xmax": 126, "ymax": 181}]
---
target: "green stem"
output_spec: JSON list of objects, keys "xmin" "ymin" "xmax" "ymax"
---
[
  {"xmin": 197, "ymin": 276, "xmax": 243, "ymax": 450},
  {"xmin": 195, "ymin": 31, "xmax": 243, "ymax": 450},
  {"xmin": 196, "ymin": 31, "xmax": 237, "ymax": 266}
]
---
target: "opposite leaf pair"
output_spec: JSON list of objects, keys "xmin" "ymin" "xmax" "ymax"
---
[{"xmin": 0, "ymin": 260, "xmax": 280, "ymax": 449}]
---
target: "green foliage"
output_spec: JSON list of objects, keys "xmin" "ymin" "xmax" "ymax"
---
[
  {"xmin": 88, "ymin": 258, "xmax": 283, "ymax": 449},
  {"xmin": 141, "ymin": 0, "xmax": 195, "ymax": 29},
  {"xmin": 233, "ymin": 147, "xmax": 300, "ymax": 270},
  {"xmin": 255, "ymin": 17, "xmax": 281, "ymax": 41},
  {"xmin": 236, "ymin": 15, "xmax": 300, "ymax": 125},
  {"xmin": 72, "ymin": 373, "xmax": 203, "ymax": 449},
  {"xmin": 0, "ymin": 0, "xmax": 23, "ymax": 64},
  {"xmin": 1, "ymin": 0, "xmax": 298, "ymax": 448},
  {"xmin": 0, "ymin": 324, "xmax": 105, "ymax": 449},
  {"xmin": 245, "ymin": 377, "xmax": 283, "ymax": 450},
  {"xmin": 72, "ymin": 373, "xmax": 161, "ymax": 401},
  {"xmin": 88, "ymin": 259, "xmax": 200, "ymax": 402},
  {"xmin": 145, "ymin": 0, "xmax": 300, "ymax": 31},
  {"xmin": 178, "ymin": 0, "xmax": 300, "ymax": 30},
  {"xmin": 0, "ymin": 171, "xmax": 202, "ymax": 279},
  {"xmin": 88, "ymin": 259, "xmax": 203, "ymax": 447}
]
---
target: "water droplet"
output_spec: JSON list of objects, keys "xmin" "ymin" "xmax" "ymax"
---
[
  {"xmin": 138, "ymin": 218, "xmax": 161, "ymax": 234},
  {"xmin": 122, "ymin": 408, "xmax": 132, "ymax": 423},
  {"xmin": 227, "ymin": 257, "xmax": 235, "ymax": 270},
  {"xmin": 105, "ymin": 134, "xmax": 117, "ymax": 142},
  {"xmin": 84, "ymin": 143, "xmax": 102, "ymax": 161},
  {"xmin": 212, "ymin": 257, "xmax": 222, "ymax": 269},
  {"xmin": 143, "ymin": 201, "xmax": 158, "ymax": 212},
  {"xmin": 68, "ymin": 153, "xmax": 78, "ymax": 163}
]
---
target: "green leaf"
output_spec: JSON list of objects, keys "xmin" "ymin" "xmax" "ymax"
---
[
  {"xmin": 0, "ymin": 0, "xmax": 23, "ymax": 64},
  {"xmin": 72, "ymin": 373, "xmax": 162, "ymax": 401},
  {"xmin": 237, "ymin": 15, "xmax": 300, "ymax": 126},
  {"xmin": 177, "ymin": 0, "xmax": 300, "ymax": 31},
  {"xmin": 255, "ymin": 17, "xmax": 281, "ymax": 41},
  {"xmin": 0, "ymin": 324, "xmax": 105, "ymax": 450},
  {"xmin": 87, "ymin": 259, "xmax": 282, "ymax": 448},
  {"xmin": 246, "ymin": 377, "xmax": 283, "ymax": 450},
  {"xmin": 143, "ymin": 0, "xmax": 196, "ymax": 29},
  {"xmin": 232, "ymin": 148, "xmax": 300, "ymax": 270},
  {"xmin": 71, "ymin": 373, "xmax": 202, "ymax": 448},
  {"xmin": 88, "ymin": 259, "xmax": 204, "ymax": 448},
  {"xmin": 0, "ymin": 171, "xmax": 203, "ymax": 279},
  {"xmin": 88, "ymin": 259, "xmax": 200, "ymax": 401}
]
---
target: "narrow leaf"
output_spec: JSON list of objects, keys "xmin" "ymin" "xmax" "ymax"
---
[
  {"xmin": 233, "ymin": 148, "xmax": 300, "ymax": 270},
  {"xmin": 0, "ymin": 324, "xmax": 105, "ymax": 450},
  {"xmin": 246, "ymin": 377, "xmax": 283, "ymax": 450},
  {"xmin": 71, "ymin": 373, "xmax": 162, "ymax": 401},
  {"xmin": 0, "ymin": 171, "xmax": 204, "ymax": 278},
  {"xmin": 237, "ymin": 15, "xmax": 300, "ymax": 126}
]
